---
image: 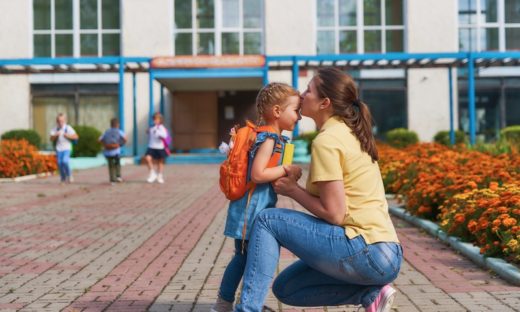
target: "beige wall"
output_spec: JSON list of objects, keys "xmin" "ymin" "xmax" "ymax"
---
[
  {"xmin": 265, "ymin": 0, "xmax": 315, "ymax": 55},
  {"xmin": 406, "ymin": 0, "xmax": 458, "ymax": 141},
  {"xmin": 122, "ymin": 0, "xmax": 173, "ymax": 56},
  {"xmin": 0, "ymin": 76, "xmax": 31, "ymax": 135}
]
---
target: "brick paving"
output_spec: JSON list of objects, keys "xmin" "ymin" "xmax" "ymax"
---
[{"xmin": 0, "ymin": 164, "xmax": 518, "ymax": 312}]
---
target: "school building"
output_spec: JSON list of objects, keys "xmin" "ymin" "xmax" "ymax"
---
[{"xmin": 0, "ymin": 0, "xmax": 519, "ymax": 157}]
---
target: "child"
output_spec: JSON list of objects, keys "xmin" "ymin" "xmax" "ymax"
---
[
  {"xmin": 99, "ymin": 118, "xmax": 127, "ymax": 184},
  {"xmin": 145, "ymin": 112, "xmax": 169, "ymax": 184},
  {"xmin": 211, "ymin": 83, "xmax": 302, "ymax": 312},
  {"xmin": 49, "ymin": 113, "xmax": 79, "ymax": 184}
]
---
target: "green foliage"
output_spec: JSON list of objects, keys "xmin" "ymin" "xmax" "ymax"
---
[
  {"xmin": 433, "ymin": 130, "xmax": 467, "ymax": 146},
  {"xmin": 72, "ymin": 125, "xmax": 102, "ymax": 157},
  {"xmin": 385, "ymin": 128, "xmax": 419, "ymax": 148},
  {"xmin": 1, "ymin": 129, "xmax": 42, "ymax": 148},
  {"xmin": 295, "ymin": 131, "xmax": 319, "ymax": 154},
  {"xmin": 500, "ymin": 125, "xmax": 520, "ymax": 153}
]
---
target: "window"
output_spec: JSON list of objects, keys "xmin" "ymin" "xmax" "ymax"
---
[
  {"xmin": 316, "ymin": 0, "xmax": 404, "ymax": 54},
  {"xmin": 33, "ymin": 0, "xmax": 120, "ymax": 57},
  {"xmin": 458, "ymin": 0, "xmax": 520, "ymax": 51},
  {"xmin": 173, "ymin": 0, "xmax": 263, "ymax": 55}
]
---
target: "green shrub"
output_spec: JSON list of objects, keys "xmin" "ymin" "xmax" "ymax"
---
[
  {"xmin": 385, "ymin": 128, "xmax": 419, "ymax": 148},
  {"xmin": 1, "ymin": 129, "xmax": 42, "ymax": 148},
  {"xmin": 433, "ymin": 130, "xmax": 467, "ymax": 146},
  {"xmin": 501, "ymin": 125, "xmax": 520, "ymax": 153},
  {"xmin": 295, "ymin": 131, "xmax": 319, "ymax": 154},
  {"xmin": 72, "ymin": 125, "xmax": 102, "ymax": 157}
]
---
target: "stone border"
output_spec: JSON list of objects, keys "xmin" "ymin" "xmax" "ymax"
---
[
  {"xmin": 389, "ymin": 204, "xmax": 520, "ymax": 286},
  {"xmin": 0, "ymin": 172, "xmax": 53, "ymax": 183}
]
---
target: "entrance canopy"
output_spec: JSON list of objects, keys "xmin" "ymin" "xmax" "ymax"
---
[{"xmin": 1, "ymin": 52, "xmax": 520, "ymax": 154}]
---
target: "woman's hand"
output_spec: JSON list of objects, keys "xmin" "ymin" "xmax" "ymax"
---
[
  {"xmin": 273, "ymin": 176, "xmax": 299, "ymax": 197},
  {"xmin": 283, "ymin": 165, "xmax": 302, "ymax": 181}
]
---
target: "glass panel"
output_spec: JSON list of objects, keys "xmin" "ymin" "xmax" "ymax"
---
[
  {"xmin": 505, "ymin": 0, "xmax": 520, "ymax": 23},
  {"xmin": 197, "ymin": 32, "xmax": 215, "ymax": 54},
  {"xmin": 459, "ymin": 0, "xmax": 477, "ymax": 24},
  {"xmin": 81, "ymin": 0, "xmax": 98, "ymax": 29},
  {"xmin": 317, "ymin": 0, "xmax": 334, "ymax": 27},
  {"xmin": 339, "ymin": 0, "xmax": 356, "ymax": 26},
  {"xmin": 386, "ymin": 29, "xmax": 403, "ymax": 52},
  {"xmin": 34, "ymin": 34, "xmax": 51, "ymax": 57},
  {"xmin": 506, "ymin": 27, "xmax": 520, "ymax": 50},
  {"xmin": 197, "ymin": 0, "xmax": 214, "ymax": 28},
  {"xmin": 459, "ymin": 28, "xmax": 477, "ymax": 51},
  {"xmin": 243, "ymin": 0, "xmax": 261, "ymax": 28},
  {"xmin": 81, "ymin": 34, "xmax": 98, "ymax": 56},
  {"xmin": 175, "ymin": 33, "xmax": 193, "ymax": 55},
  {"xmin": 78, "ymin": 95, "xmax": 118, "ymax": 133},
  {"xmin": 56, "ymin": 34, "xmax": 73, "ymax": 57},
  {"xmin": 244, "ymin": 32, "xmax": 261, "ymax": 54},
  {"xmin": 102, "ymin": 33, "xmax": 120, "ymax": 55},
  {"xmin": 317, "ymin": 31, "xmax": 335, "ymax": 54},
  {"xmin": 361, "ymin": 85, "xmax": 407, "ymax": 138},
  {"xmin": 339, "ymin": 30, "xmax": 357, "ymax": 53},
  {"xmin": 102, "ymin": 0, "xmax": 120, "ymax": 29},
  {"xmin": 481, "ymin": 27, "xmax": 499, "ymax": 50},
  {"xmin": 33, "ymin": 96, "xmax": 76, "ymax": 149},
  {"xmin": 34, "ymin": 0, "xmax": 51, "ymax": 30},
  {"xmin": 364, "ymin": 30, "xmax": 382, "ymax": 52},
  {"xmin": 385, "ymin": 0, "xmax": 403, "ymax": 25},
  {"xmin": 364, "ymin": 0, "xmax": 381, "ymax": 25},
  {"xmin": 505, "ymin": 88, "xmax": 520, "ymax": 126},
  {"xmin": 175, "ymin": 0, "xmax": 192, "ymax": 28},
  {"xmin": 55, "ymin": 0, "xmax": 73, "ymax": 29},
  {"xmin": 480, "ymin": 0, "xmax": 497, "ymax": 23},
  {"xmin": 222, "ymin": 32, "xmax": 239, "ymax": 54},
  {"xmin": 222, "ymin": 0, "xmax": 239, "ymax": 28}
]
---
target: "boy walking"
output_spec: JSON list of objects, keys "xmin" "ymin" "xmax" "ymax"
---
[
  {"xmin": 99, "ymin": 118, "xmax": 127, "ymax": 183},
  {"xmin": 50, "ymin": 113, "xmax": 78, "ymax": 184}
]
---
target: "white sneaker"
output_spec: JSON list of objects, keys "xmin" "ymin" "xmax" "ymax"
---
[
  {"xmin": 157, "ymin": 174, "xmax": 164, "ymax": 184},
  {"xmin": 147, "ymin": 170, "xmax": 157, "ymax": 183}
]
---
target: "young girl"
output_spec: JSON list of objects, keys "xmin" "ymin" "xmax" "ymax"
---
[
  {"xmin": 145, "ymin": 112, "xmax": 169, "ymax": 184},
  {"xmin": 211, "ymin": 83, "xmax": 301, "ymax": 312}
]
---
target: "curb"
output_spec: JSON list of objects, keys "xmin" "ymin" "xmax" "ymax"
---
[
  {"xmin": 0, "ymin": 172, "xmax": 53, "ymax": 183},
  {"xmin": 389, "ymin": 205, "xmax": 520, "ymax": 286}
]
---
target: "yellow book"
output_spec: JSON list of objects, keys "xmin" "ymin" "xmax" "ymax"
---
[{"xmin": 282, "ymin": 143, "xmax": 294, "ymax": 165}]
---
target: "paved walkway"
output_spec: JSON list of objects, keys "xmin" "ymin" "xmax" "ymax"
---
[{"xmin": 0, "ymin": 164, "xmax": 518, "ymax": 312}]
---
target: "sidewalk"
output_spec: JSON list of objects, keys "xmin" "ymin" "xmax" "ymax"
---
[{"xmin": 0, "ymin": 164, "xmax": 518, "ymax": 312}]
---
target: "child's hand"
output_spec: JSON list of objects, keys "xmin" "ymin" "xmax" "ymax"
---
[{"xmin": 283, "ymin": 165, "xmax": 302, "ymax": 181}]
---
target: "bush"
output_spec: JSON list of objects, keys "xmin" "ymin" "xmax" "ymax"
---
[
  {"xmin": 385, "ymin": 128, "xmax": 419, "ymax": 148},
  {"xmin": 1, "ymin": 129, "xmax": 42, "ymax": 148},
  {"xmin": 0, "ymin": 139, "xmax": 57, "ymax": 178},
  {"xmin": 295, "ymin": 131, "xmax": 319, "ymax": 154},
  {"xmin": 72, "ymin": 125, "xmax": 102, "ymax": 157},
  {"xmin": 433, "ymin": 130, "xmax": 467, "ymax": 146},
  {"xmin": 501, "ymin": 125, "xmax": 520, "ymax": 153}
]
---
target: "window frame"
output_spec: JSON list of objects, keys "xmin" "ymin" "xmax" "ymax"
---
[
  {"xmin": 32, "ymin": 0, "xmax": 121, "ymax": 57},
  {"xmin": 172, "ymin": 0, "xmax": 265, "ymax": 56},
  {"xmin": 316, "ymin": 0, "xmax": 406, "ymax": 54}
]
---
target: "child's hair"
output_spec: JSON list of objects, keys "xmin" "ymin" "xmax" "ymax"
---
[
  {"xmin": 152, "ymin": 112, "xmax": 163, "ymax": 123},
  {"xmin": 110, "ymin": 118, "xmax": 119, "ymax": 128},
  {"xmin": 255, "ymin": 82, "xmax": 299, "ymax": 125}
]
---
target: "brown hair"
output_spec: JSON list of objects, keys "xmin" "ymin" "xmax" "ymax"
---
[
  {"xmin": 255, "ymin": 82, "xmax": 299, "ymax": 125},
  {"xmin": 152, "ymin": 112, "xmax": 163, "ymax": 124},
  {"xmin": 110, "ymin": 118, "xmax": 119, "ymax": 128},
  {"xmin": 314, "ymin": 67, "xmax": 379, "ymax": 162}
]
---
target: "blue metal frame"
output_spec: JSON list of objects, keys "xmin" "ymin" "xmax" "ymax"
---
[
  {"xmin": 132, "ymin": 72, "xmax": 138, "ymax": 156},
  {"xmin": 448, "ymin": 67, "xmax": 455, "ymax": 145}
]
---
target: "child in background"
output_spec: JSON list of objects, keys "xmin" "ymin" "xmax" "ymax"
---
[
  {"xmin": 99, "ymin": 118, "xmax": 127, "ymax": 184},
  {"xmin": 145, "ymin": 112, "xmax": 169, "ymax": 184},
  {"xmin": 211, "ymin": 83, "xmax": 302, "ymax": 312},
  {"xmin": 50, "ymin": 113, "xmax": 79, "ymax": 184}
]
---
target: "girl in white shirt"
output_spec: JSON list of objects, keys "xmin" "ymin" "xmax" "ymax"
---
[{"xmin": 145, "ymin": 113, "xmax": 169, "ymax": 183}]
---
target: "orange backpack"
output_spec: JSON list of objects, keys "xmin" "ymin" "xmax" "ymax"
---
[{"xmin": 219, "ymin": 120, "xmax": 282, "ymax": 201}]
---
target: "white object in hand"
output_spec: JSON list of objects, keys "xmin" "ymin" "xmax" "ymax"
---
[{"xmin": 219, "ymin": 142, "xmax": 231, "ymax": 155}]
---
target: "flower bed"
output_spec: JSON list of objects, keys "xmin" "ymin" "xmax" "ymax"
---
[
  {"xmin": 0, "ymin": 140, "xmax": 57, "ymax": 178},
  {"xmin": 379, "ymin": 142, "xmax": 520, "ymax": 263}
]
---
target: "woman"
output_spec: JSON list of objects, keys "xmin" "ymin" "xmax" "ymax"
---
[{"xmin": 234, "ymin": 67, "xmax": 403, "ymax": 312}]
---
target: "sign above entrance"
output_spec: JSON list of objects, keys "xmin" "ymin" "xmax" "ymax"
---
[{"xmin": 151, "ymin": 55, "xmax": 266, "ymax": 69}]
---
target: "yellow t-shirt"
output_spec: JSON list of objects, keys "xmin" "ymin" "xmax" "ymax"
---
[{"xmin": 306, "ymin": 116, "xmax": 399, "ymax": 244}]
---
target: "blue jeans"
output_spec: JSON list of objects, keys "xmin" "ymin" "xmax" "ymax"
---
[
  {"xmin": 235, "ymin": 208, "xmax": 403, "ymax": 312},
  {"xmin": 218, "ymin": 239, "xmax": 248, "ymax": 302},
  {"xmin": 56, "ymin": 150, "xmax": 71, "ymax": 181}
]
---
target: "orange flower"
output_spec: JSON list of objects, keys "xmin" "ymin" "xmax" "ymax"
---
[
  {"xmin": 468, "ymin": 181, "xmax": 478, "ymax": 189},
  {"xmin": 503, "ymin": 218, "xmax": 517, "ymax": 227},
  {"xmin": 489, "ymin": 181, "xmax": 499, "ymax": 190}
]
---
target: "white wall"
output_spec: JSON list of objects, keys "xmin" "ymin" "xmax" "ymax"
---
[
  {"xmin": 264, "ymin": 0, "xmax": 315, "ymax": 55},
  {"xmin": 406, "ymin": 0, "xmax": 458, "ymax": 141},
  {"xmin": 122, "ymin": 0, "xmax": 173, "ymax": 56},
  {"xmin": 0, "ymin": 0, "xmax": 31, "ymax": 135}
]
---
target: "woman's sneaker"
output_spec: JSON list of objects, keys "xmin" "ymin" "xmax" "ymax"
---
[
  {"xmin": 365, "ymin": 284, "xmax": 396, "ymax": 312},
  {"xmin": 210, "ymin": 297, "xmax": 233, "ymax": 312},
  {"xmin": 147, "ymin": 170, "xmax": 157, "ymax": 183}
]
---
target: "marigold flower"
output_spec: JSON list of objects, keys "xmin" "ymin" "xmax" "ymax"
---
[
  {"xmin": 503, "ymin": 218, "xmax": 517, "ymax": 227},
  {"xmin": 507, "ymin": 239, "xmax": 519, "ymax": 252}
]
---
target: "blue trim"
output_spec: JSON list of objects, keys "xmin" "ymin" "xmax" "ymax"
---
[
  {"xmin": 448, "ymin": 67, "xmax": 455, "ymax": 145},
  {"xmin": 151, "ymin": 68, "xmax": 265, "ymax": 79},
  {"xmin": 468, "ymin": 53, "xmax": 476, "ymax": 145},
  {"xmin": 0, "ymin": 56, "xmax": 150, "ymax": 66},
  {"xmin": 149, "ymin": 69, "xmax": 155, "ymax": 126},
  {"xmin": 262, "ymin": 62, "xmax": 269, "ymax": 85},
  {"xmin": 160, "ymin": 84, "xmax": 165, "ymax": 115},
  {"xmin": 132, "ymin": 72, "xmax": 138, "ymax": 156},
  {"xmin": 118, "ymin": 57, "xmax": 125, "ymax": 132},
  {"xmin": 291, "ymin": 56, "xmax": 300, "ymax": 138}
]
